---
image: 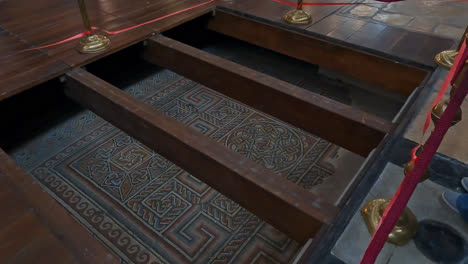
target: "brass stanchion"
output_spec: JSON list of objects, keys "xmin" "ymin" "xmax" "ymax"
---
[
  {"xmin": 431, "ymin": 60, "xmax": 467, "ymax": 126},
  {"xmin": 404, "ymin": 159, "xmax": 430, "ymax": 182},
  {"xmin": 284, "ymin": 0, "xmax": 312, "ymax": 25},
  {"xmin": 434, "ymin": 50, "xmax": 458, "ymax": 69},
  {"xmin": 361, "ymin": 157, "xmax": 422, "ymax": 245},
  {"xmin": 76, "ymin": 0, "xmax": 110, "ymax": 53},
  {"xmin": 435, "ymin": 27, "xmax": 468, "ymax": 69},
  {"xmin": 362, "ymin": 52, "xmax": 468, "ymax": 247},
  {"xmin": 361, "ymin": 199, "xmax": 418, "ymax": 246}
]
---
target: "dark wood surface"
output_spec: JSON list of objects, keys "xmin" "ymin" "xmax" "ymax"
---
[
  {"xmin": 0, "ymin": 31, "xmax": 69, "ymax": 100},
  {"xmin": 0, "ymin": 211, "xmax": 77, "ymax": 264},
  {"xmin": 0, "ymin": 148, "xmax": 120, "ymax": 264},
  {"xmin": 65, "ymin": 67, "xmax": 340, "ymax": 244},
  {"xmin": 0, "ymin": 0, "xmax": 215, "ymax": 102},
  {"xmin": 145, "ymin": 34, "xmax": 392, "ymax": 156}
]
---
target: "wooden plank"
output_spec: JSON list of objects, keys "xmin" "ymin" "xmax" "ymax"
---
[
  {"xmin": 0, "ymin": 212, "xmax": 50, "ymax": 263},
  {"xmin": 0, "ymin": 149, "xmax": 119, "ymax": 264},
  {"xmin": 0, "ymin": 0, "xmax": 213, "ymax": 100},
  {"xmin": 0, "ymin": 179, "xmax": 29, "ymax": 229},
  {"xmin": 206, "ymin": 10, "xmax": 428, "ymax": 96},
  {"xmin": 65, "ymin": 68, "xmax": 340, "ymax": 243},
  {"xmin": 0, "ymin": 31, "xmax": 69, "ymax": 101},
  {"xmin": 8, "ymin": 233, "xmax": 76, "ymax": 264},
  {"xmin": 144, "ymin": 35, "xmax": 392, "ymax": 156},
  {"xmin": 106, "ymin": 0, "xmax": 215, "ymax": 34},
  {"xmin": 0, "ymin": 210, "xmax": 77, "ymax": 264},
  {"xmin": 16, "ymin": 8, "xmax": 152, "ymax": 68},
  {"xmin": 0, "ymin": 0, "xmax": 218, "ymax": 101}
]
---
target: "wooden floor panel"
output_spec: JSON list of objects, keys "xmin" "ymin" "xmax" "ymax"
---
[
  {"xmin": 0, "ymin": 180, "xmax": 29, "ymax": 229},
  {"xmin": 103, "ymin": 0, "xmax": 215, "ymax": 33},
  {"xmin": 0, "ymin": 212, "xmax": 51, "ymax": 264},
  {"xmin": 11, "ymin": 6, "xmax": 152, "ymax": 67},
  {"xmin": 0, "ymin": 149, "xmax": 120, "ymax": 264},
  {"xmin": 0, "ymin": 31, "xmax": 69, "ymax": 100},
  {"xmin": 9, "ymin": 233, "xmax": 77, "ymax": 264},
  {"xmin": 0, "ymin": 175, "xmax": 78, "ymax": 264},
  {"xmin": 0, "ymin": 0, "xmax": 215, "ymax": 101}
]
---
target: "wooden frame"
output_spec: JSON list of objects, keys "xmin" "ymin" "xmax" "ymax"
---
[
  {"xmin": 143, "ymin": 35, "xmax": 392, "ymax": 156},
  {"xmin": 61, "ymin": 14, "xmax": 427, "ymax": 245},
  {"xmin": 65, "ymin": 68, "xmax": 339, "ymax": 243}
]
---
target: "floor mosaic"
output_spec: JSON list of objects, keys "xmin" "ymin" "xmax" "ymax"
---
[{"xmin": 11, "ymin": 68, "xmax": 356, "ymax": 264}]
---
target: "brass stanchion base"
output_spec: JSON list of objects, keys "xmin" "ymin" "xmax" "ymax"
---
[
  {"xmin": 434, "ymin": 50, "xmax": 458, "ymax": 70},
  {"xmin": 361, "ymin": 198, "xmax": 418, "ymax": 246},
  {"xmin": 431, "ymin": 100, "xmax": 462, "ymax": 127},
  {"xmin": 284, "ymin": 9, "xmax": 312, "ymax": 25},
  {"xmin": 404, "ymin": 161, "xmax": 430, "ymax": 182},
  {"xmin": 76, "ymin": 34, "xmax": 111, "ymax": 54}
]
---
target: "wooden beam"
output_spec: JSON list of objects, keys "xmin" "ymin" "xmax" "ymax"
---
[
  {"xmin": 206, "ymin": 10, "xmax": 428, "ymax": 96},
  {"xmin": 144, "ymin": 35, "xmax": 392, "ymax": 156},
  {"xmin": 65, "ymin": 68, "xmax": 339, "ymax": 243}
]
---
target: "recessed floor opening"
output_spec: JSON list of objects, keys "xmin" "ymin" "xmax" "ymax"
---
[{"xmin": 5, "ymin": 35, "xmax": 367, "ymax": 263}]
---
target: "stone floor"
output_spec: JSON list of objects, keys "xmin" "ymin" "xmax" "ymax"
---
[
  {"xmin": 375, "ymin": 0, "xmax": 468, "ymax": 163},
  {"xmin": 332, "ymin": 163, "xmax": 468, "ymax": 264},
  {"xmin": 330, "ymin": 2, "xmax": 468, "ymax": 263},
  {"xmin": 340, "ymin": 0, "xmax": 468, "ymax": 40},
  {"xmin": 405, "ymin": 68, "xmax": 468, "ymax": 163}
]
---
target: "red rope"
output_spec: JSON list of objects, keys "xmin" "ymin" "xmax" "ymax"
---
[
  {"xmin": 411, "ymin": 145, "xmax": 419, "ymax": 162},
  {"xmin": 21, "ymin": 30, "xmax": 92, "ymax": 52},
  {"xmin": 92, "ymin": 0, "xmax": 214, "ymax": 35},
  {"xmin": 360, "ymin": 42, "xmax": 468, "ymax": 264}
]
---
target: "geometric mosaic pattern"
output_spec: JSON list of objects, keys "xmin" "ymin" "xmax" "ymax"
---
[{"xmin": 13, "ymin": 69, "xmax": 336, "ymax": 263}]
